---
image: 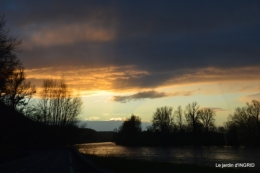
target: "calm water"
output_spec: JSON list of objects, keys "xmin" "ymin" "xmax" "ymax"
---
[{"xmin": 77, "ymin": 142, "xmax": 260, "ymax": 168}]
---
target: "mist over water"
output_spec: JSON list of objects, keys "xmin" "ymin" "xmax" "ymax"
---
[{"xmin": 78, "ymin": 142, "xmax": 260, "ymax": 167}]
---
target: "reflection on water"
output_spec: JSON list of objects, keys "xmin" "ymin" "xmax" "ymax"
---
[{"xmin": 78, "ymin": 142, "xmax": 260, "ymax": 167}]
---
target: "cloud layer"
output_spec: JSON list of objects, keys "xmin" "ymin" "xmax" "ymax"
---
[{"xmin": 1, "ymin": 0, "xmax": 260, "ymax": 92}]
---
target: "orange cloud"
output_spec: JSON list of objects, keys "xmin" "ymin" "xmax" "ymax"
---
[
  {"xmin": 24, "ymin": 66, "xmax": 260, "ymax": 96},
  {"xmin": 25, "ymin": 66, "xmax": 149, "ymax": 92}
]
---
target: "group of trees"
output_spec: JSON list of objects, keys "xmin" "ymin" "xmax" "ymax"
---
[
  {"xmin": 116, "ymin": 100, "xmax": 260, "ymax": 146},
  {"xmin": 26, "ymin": 79, "xmax": 82, "ymax": 127},
  {"xmin": 149, "ymin": 102, "xmax": 215, "ymax": 134},
  {"xmin": 0, "ymin": 16, "xmax": 82, "ymax": 147},
  {"xmin": 116, "ymin": 103, "xmax": 217, "ymax": 146},
  {"xmin": 225, "ymin": 100, "xmax": 260, "ymax": 145}
]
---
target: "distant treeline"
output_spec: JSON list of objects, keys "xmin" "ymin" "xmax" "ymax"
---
[{"xmin": 115, "ymin": 101, "xmax": 260, "ymax": 146}]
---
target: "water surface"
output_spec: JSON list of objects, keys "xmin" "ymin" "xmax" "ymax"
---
[{"xmin": 78, "ymin": 142, "xmax": 260, "ymax": 168}]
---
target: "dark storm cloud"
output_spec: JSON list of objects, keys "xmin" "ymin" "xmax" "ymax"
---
[
  {"xmin": 112, "ymin": 90, "xmax": 168, "ymax": 103},
  {"xmin": 110, "ymin": 67, "xmax": 260, "ymax": 90},
  {"xmin": 1, "ymin": 0, "xmax": 260, "ymax": 89},
  {"xmin": 202, "ymin": 107, "xmax": 228, "ymax": 112},
  {"xmin": 112, "ymin": 90, "xmax": 193, "ymax": 103}
]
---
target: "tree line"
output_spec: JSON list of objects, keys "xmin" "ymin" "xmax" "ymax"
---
[
  {"xmin": 149, "ymin": 103, "xmax": 216, "ymax": 133},
  {"xmin": 116, "ymin": 100, "xmax": 260, "ymax": 146}
]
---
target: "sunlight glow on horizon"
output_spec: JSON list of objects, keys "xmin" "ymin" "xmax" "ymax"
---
[{"xmin": 23, "ymin": 66, "xmax": 260, "ymax": 128}]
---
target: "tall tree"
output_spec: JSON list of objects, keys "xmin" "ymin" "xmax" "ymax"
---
[
  {"xmin": 0, "ymin": 15, "xmax": 35, "ymax": 112},
  {"xmin": 36, "ymin": 79, "xmax": 82, "ymax": 127},
  {"xmin": 117, "ymin": 114, "xmax": 142, "ymax": 145},
  {"xmin": 246, "ymin": 100, "xmax": 260, "ymax": 137},
  {"xmin": 2, "ymin": 66, "xmax": 36, "ymax": 112},
  {"xmin": 119, "ymin": 115, "xmax": 142, "ymax": 134},
  {"xmin": 174, "ymin": 105, "xmax": 184, "ymax": 131},
  {"xmin": 152, "ymin": 106, "xmax": 173, "ymax": 132},
  {"xmin": 185, "ymin": 102, "xmax": 200, "ymax": 133},
  {"xmin": 198, "ymin": 108, "xmax": 216, "ymax": 132},
  {"xmin": 0, "ymin": 16, "xmax": 21, "ymax": 93}
]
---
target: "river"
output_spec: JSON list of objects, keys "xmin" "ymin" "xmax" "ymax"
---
[{"xmin": 77, "ymin": 142, "xmax": 260, "ymax": 168}]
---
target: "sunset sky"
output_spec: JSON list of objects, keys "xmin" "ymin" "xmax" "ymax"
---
[{"xmin": 2, "ymin": 1, "xmax": 260, "ymax": 128}]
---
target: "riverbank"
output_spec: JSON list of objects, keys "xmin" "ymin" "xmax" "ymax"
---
[{"xmin": 82, "ymin": 153, "xmax": 258, "ymax": 173}]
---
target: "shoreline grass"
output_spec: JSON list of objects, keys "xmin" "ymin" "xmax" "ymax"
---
[{"xmin": 81, "ymin": 153, "xmax": 258, "ymax": 173}]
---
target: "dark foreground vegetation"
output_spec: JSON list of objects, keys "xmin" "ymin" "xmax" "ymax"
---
[
  {"xmin": 82, "ymin": 154, "xmax": 258, "ymax": 173},
  {"xmin": 0, "ymin": 101, "xmax": 112, "ymax": 163},
  {"xmin": 0, "ymin": 102, "xmax": 81, "ymax": 161}
]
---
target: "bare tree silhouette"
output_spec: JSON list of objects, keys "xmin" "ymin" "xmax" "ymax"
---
[
  {"xmin": 198, "ymin": 108, "xmax": 216, "ymax": 132},
  {"xmin": 185, "ymin": 102, "xmax": 200, "ymax": 133},
  {"xmin": 152, "ymin": 106, "xmax": 174, "ymax": 132},
  {"xmin": 35, "ymin": 78, "xmax": 82, "ymax": 127},
  {"xmin": 0, "ymin": 16, "xmax": 35, "ymax": 112},
  {"xmin": 1, "ymin": 66, "xmax": 35, "ymax": 112},
  {"xmin": 247, "ymin": 100, "xmax": 260, "ymax": 141},
  {"xmin": 0, "ymin": 16, "xmax": 21, "ymax": 94},
  {"xmin": 174, "ymin": 105, "xmax": 184, "ymax": 132}
]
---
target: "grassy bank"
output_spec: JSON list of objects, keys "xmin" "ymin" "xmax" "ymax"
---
[{"xmin": 82, "ymin": 154, "xmax": 258, "ymax": 173}]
